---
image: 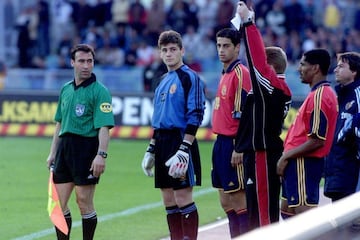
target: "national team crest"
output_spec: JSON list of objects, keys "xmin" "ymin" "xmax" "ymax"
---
[
  {"xmin": 169, "ymin": 84, "xmax": 177, "ymax": 94},
  {"xmin": 75, "ymin": 104, "xmax": 85, "ymax": 116},
  {"xmin": 221, "ymin": 85, "xmax": 227, "ymax": 97}
]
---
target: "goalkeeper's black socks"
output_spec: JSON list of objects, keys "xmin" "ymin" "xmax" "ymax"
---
[
  {"xmin": 166, "ymin": 205, "xmax": 183, "ymax": 240},
  {"xmin": 55, "ymin": 209, "xmax": 71, "ymax": 240},
  {"xmin": 180, "ymin": 202, "xmax": 198, "ymax": 240},
  {"xmin": 82, "ymin": 211, "xmax": 97, "ymax": 240}
]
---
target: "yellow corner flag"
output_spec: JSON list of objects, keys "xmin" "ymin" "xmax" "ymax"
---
[{"xmin": 47, "ymin": 171, "xmax": 69, "ymax": 235}]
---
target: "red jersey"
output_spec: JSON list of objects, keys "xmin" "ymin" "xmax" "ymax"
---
[
  {"xmin": 284, "ymin": 81, "xmax": 338, "ymax": 157},
  {"xmin": 212, "ymin": 60, "xmax": 251, "ymax": 137}
]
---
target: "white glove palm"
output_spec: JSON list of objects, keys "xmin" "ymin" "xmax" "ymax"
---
[
  {"xmin": 142, "ymin": 144, "xmax": 155, "ymax": 177},
  {"xmin": 165, "ymin": 141, "xmax": 191, "ymax": 178}
]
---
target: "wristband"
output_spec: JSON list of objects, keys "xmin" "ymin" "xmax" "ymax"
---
[{"xmin": 146, "ymin": 143, "xmax": 155, "ymax": 153}]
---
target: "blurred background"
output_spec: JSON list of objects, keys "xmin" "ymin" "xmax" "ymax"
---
[{"xmin": 0, "ymin": 0, "xmax": 359, "ymax": 98}]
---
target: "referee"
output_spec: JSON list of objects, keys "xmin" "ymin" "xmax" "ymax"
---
[{"xmin": 46, "ymin": 44, "xmax": 114, "ymax": 240}]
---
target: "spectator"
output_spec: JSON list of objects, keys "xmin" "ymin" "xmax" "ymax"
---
[
  {"xmin": 0, "ymin": 60, "xmax": 6, "ymax": 90},
  {"xmin": 128, "ymin": 0, "xmax": 147, "ymax": 36},
  {"xmin": 97, "ymin": 36, "xmax": 125, "ymax": 68},
  {"xmin": 111, "ymin": 0, "xmax": 129, "ymax": 27},
  {"xmin": 166, "ymin": 0, "xmax": 190, "ymax": 35},
  {"xmin": 144, "ymin": 0, "xmax": 165, "ymax": 46},
  {"xmin": 92, "ymin": 0, "xmax": 111, "ymax": 27},
  {"xmin": 265, "ymin": 0, "xmax": 286, "ymax": 36},
  {"xmin": 196, "ymin": 30, "xmax": 217, "ymax": 71},
  {"xmin": 323, "ymin": 0, "xmax": 340, "ymax": 30},
  {"xmin": 53, "ymin": 0, "xmax": 74, "ymax": 46},
  {"xmin": 254, "ymin": 0, "xmax": 275, "ymax": 29},
  {"xmin": 284, "ymin": 0, "xmax": 305, "ymax": 34},
  {"xmin": 114, "ymin": 24, "xmax": 127, "ymax": 50},
  {"xmin": 36, "ymin": 0, "xmax": 50, "ymax": 57},
  {"xmin": 16, "ymin": 7, "xmax": 32, "ymax": 68},
  {"xmin": 197, "ymin": 0, "xmax": 218, "ymax": 39},
  {"xmin": 187, "ymin": 0, "xmax": 200, "ymax": 31},
  {"xmin": 136, "ymin": 40, "xmax": 154, "ymax": 66},
  {"xmin": 124, "ymin": 41, "xmax": 138, "ymax": 67},
  {"xmin": 142, "ymin": 51, "xmax": 167, "ymax": 92},
  {"xmin": 214, "ymin": 0, "xmax": 235, "ymax": 36},
  {"xmin": 71, "ymin": 0, "xmax": 93, "ymax": 38},
  {"xmin": 182, "ymin": 25, "xmax": 202, "ymax": 60}
]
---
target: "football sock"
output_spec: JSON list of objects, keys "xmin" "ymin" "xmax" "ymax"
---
[
  {"xmin": 236, "ymin": 208, "xmax": 249, "ymax": 235},
  {"xmin": 280, "ymin": 210, "xmax": 294, "ymax": 220},
  {"xmin": 82, "ymin": 211, "xmax": 97, "ymax": 240},
  {"xmin": 226, "ymin": 209, "xmax": 241, "ymax": 238},
  {"xmin": 55, "ymin": 209, "xmax": 71, "ymax": 240},
  {"xmin": 180, "ymin": 202, "xmax": 199, "ymax": 240},
  {"xmin": 166, "ymin": 205, "xmax": 183, "ymax": 240}
]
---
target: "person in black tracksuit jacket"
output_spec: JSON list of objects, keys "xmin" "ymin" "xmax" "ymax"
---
[
  {"xmin": 324, "ymin": 52, "xmax": 360, "ymax": 202},
  {"xmin": 232, "ymin": 2, "xmax": 292, "ymax": 230}
]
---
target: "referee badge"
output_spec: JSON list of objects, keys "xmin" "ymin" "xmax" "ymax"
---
[{"xmin": 75, "ymin": 104, "xmax": 85, "ymax": 116}]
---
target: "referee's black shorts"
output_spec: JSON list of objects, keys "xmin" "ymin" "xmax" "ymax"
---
[{"xmin": 53, "ymin": 133, "xmax": 99, "ymax": 185}]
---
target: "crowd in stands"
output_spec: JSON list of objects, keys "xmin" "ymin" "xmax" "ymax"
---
[{"xmin": 5, "ymin": 0, "xmax": 360, "ymax": 79}]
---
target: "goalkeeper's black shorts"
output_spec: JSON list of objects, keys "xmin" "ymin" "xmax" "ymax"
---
[{"xmin": 153, "ymin": 129, "xmax": 201, "ymax": 190}]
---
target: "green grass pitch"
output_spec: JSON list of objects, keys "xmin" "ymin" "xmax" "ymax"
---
[{"xmin": 0, "ymin": 137, "xmax": 225, "ymax": 240}]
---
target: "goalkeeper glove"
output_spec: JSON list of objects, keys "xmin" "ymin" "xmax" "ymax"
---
[
  {"xmin": 165, "ymin": 141, "xmax": 191, "ymax": 178},
  {"xmin": 141, "ymin": 144, "xmax": 155, "ymax": 177}
]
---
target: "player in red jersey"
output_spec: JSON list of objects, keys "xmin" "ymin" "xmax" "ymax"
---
[
  {"xmin": 277, "ymin": 49, "xmax": 338, "ymax": 218},
  {"xmin": 211, "ymin": 28, "xmax": 251, "ymax": 238}
]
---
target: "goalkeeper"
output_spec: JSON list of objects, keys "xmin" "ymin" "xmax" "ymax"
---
[{"xmin": 141, "ymin": 30, "xmax": 206, "ymax": 240}]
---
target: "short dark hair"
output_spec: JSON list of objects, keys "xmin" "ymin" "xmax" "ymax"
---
[
  {"xmin": 266, "ymin": 47, "xmax": 287, "ymax": 74},
  {"xmin": 337, "ymin": 52, "xmax": 360, "ymax": 80},
  {"xmin": 70, "ymin": 44, "xmax": 95, "ymax": 60},
  {"xmin": 303, "ymin": 49, "xmax": 331, "ymax": 75},
  {"xmin": 216, "ymin": 28, "xmax": 241, "ymax": 46},
  {"xmin": 158, "ymin": 30, "xmax": 183, "ymax": 49}
]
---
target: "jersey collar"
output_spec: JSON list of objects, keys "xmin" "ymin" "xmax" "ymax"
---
[
  {"xmin": 311, "ymin": 80, "xmax": 330, "ymax": 91},
  {"xmin": 73, "ymin": 73, "xmax": 96, "ymax": 89},
  {"xmin": 223, "ymin": 59, "xmax": 242, "ymax": 74}
]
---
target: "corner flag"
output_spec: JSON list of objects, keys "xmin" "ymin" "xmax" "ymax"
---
[{"xmin": 47, "ymin": 171, "xmax": 69, "ymax": 235}]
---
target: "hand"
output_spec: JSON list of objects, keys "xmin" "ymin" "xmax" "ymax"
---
[
  {"xmin": 277, "ymin": 154, "xmax": 288, "ymax": 177},
  {"xmin": 236, "ymin": 1, "xmax": 254, "ymax": 23},
  {"xmin": 90, "ymin": 155, "xmax": 105, "ymax": 178},
  {"xmin": 142, "ymin": 144, "xmax": 155, "ymax": 177},
  {"xmin": 231, "ymin": 150, "xmax": 243, "ymax": 167},
  {"xmin": 46, "ymin": 154, "xmax": 55, "ymax": 170},
  {"xmin": 165, "ymin": 141, "xmax": 191, "ymax": 178}
]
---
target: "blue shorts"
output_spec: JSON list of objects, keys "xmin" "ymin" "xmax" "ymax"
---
[
  {"xmin": 211, "ymin": 135, "xmax": 245, "ymax": 193},
  {"xmin": 281, "ymin": 156, "xmax": 324, "ymax": 207}
]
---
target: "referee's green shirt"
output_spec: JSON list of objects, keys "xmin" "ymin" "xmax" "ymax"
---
[{"xmin": 55, "ymin": 74, "xmax": 114, "ymax": 137}]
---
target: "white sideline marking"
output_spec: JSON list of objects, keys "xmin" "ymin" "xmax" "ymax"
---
[
  {"xmin": 199, "ymin": 219, "xmax": 228, "ymax": 232},
  {"xmin": 12, "ymin": 188, "xmax": 216, "ymax": 240}
]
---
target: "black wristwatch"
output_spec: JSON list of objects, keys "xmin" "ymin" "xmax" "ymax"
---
[{"xmin": 98, "ymin": 151, "xmax": 108, "ymax": 158}]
